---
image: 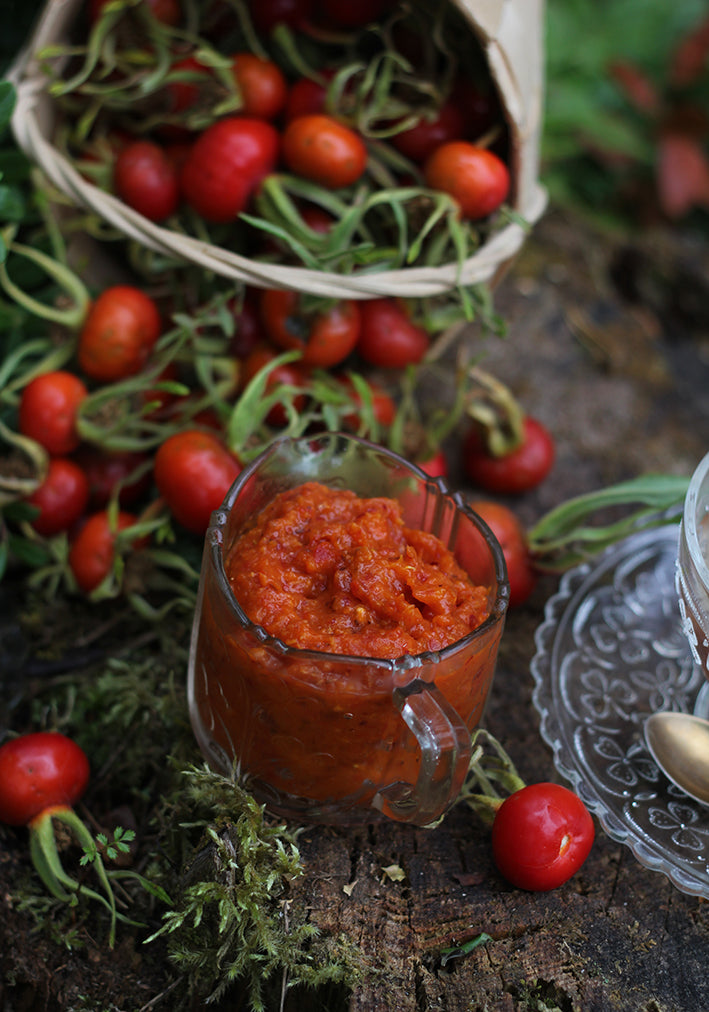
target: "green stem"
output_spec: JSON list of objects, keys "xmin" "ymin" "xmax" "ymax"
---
[
  {"xmin": 0, "ymin": 338, "xmax": 75, "ymax": 400},
  {"xmin": 527, "ymin": 473, "xmax": 689, "ymax": 572},
  {"xmin": 0, "ymin": 230, "xmax": 91, "ymax": 329},
  {"xmin": 108, "ymin": 868, "xmax": 172, "ymax": 906},
  {"xmin": 31, "ymin": 168, "xmax": 71, "ymax": 267},
  {"xmin": 28, "ymin": 806, "xmax": 145, "ymax": 948},
  {"xmin": 226, "ymin": 349, "xmax": 302, "ymax": 456},
  {"xmin": 29, "ymin": 810, "xmax": 78, "ymax": 904},
  {"xmin": 455, "ymin": 729, "xmax": 526, "ymax": 825},
  {"xmin": 440, "ymin": 931, "xmax": 493, "ymax": 967},
  {"xmin": 30, "ymin": 806, "xmax": 119, "ymax": 947},
  {"xmin": 45, "ymin": 0, "xmax": 140, "ymax": 96},
  {"xmin": 0, "ymin": 420, "xmax": 48, "ymax": 504}
]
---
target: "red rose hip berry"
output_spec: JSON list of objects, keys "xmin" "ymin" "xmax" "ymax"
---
[
  {"xmin": 180, "ymin": 118, "xmax": 279, "ymax": 223},
  {"xmin": 492, "ymin": 782, "xmax": 594, "ymax": 891},
  {"xmin": 0, "ymin": 732, "xmax": 90, "ymax": 827},
  {"xmin": 424, "ymin": 142, "xmax": 509, "ymax": 219},
  {"xmin": 18, "ymin": 371, "xmax": 88, "ymax": 456}
]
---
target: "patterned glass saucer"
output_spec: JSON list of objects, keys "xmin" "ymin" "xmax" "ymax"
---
[{"xmin": 531, "ymin": 522, "xmax": 709, "ymax": 898}]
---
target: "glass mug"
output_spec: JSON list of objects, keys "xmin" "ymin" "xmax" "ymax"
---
[
  {"xmin": 677, "ymin": 449, "xmax": 709, "ymax": 686},
  {"xmin": 187, "ymin": 433, "xmax": 509, "ymax": 827}
]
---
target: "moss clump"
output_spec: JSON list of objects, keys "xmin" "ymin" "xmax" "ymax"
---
[{"xmin": 150, "ymin": 765, "xmax": 359, "ymax": 1010}]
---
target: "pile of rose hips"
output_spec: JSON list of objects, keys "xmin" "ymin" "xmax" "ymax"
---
[
  {"xmin": 10, "ymin": 274, "xmax": 433, "ymax": 586},
  {"xmin": 5, "ymin": 0, "xmax": 555, "ymax": 606},
  {"xmin": 59, "ymin": 0, "xmax": 510, "ymax": 267},
  {"xmin": 9, "ymin": 271, "xmax": 553, "ymax": 605}
]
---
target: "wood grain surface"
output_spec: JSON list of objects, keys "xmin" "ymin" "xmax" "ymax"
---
[{"xmin": 287, "ymin": 208, "xmax": 709, "ymax": 1012}]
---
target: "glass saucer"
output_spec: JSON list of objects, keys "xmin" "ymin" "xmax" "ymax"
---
[{"xmin": 531, "ymin": 523, "xmax": 709, "ymax": 898}]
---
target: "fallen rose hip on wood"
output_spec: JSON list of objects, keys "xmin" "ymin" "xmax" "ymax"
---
[
  {"xmin": 491, "ymin": 782, "xmax": 595, "ymax": 891},
  {"xmin": 460, "ymin": 731, "xmax": 594, "ymax": 892}
]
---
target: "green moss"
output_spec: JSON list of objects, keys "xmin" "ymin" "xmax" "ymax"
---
[{"xmin": 149, "ymin": 765, "xmax": 361, "ymax": 1010}]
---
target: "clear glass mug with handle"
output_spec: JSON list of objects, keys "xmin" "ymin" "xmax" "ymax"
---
[{"xmin": 187, "ymin": 433, "xmax": 509, "ymax": 827}]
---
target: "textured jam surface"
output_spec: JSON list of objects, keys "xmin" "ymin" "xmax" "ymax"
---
[{"xmin": 226, "ymin": 481, "xmax": 490, "ymax": 657}]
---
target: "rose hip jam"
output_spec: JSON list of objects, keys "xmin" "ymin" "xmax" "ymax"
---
[
  {"xmin": 188, "ymin": 434, "xmax": 508, "ymax": 825},
  {"xmin": 227, "ymin": 481, "xmax": 491, "ymax": 658}
]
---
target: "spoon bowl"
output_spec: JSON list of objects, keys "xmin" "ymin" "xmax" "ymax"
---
[{"xmin": 645, "ymin": 711, "xmax": 709, "ymax": 807}]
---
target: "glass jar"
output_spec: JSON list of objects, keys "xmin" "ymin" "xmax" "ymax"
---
[
  {"xmin": 677, "ymin": 450, "xmax": 709, "ymax": 680},
  {"xmin": 187, "ymin": 433, "xmax": 509, "ymax": 827}
]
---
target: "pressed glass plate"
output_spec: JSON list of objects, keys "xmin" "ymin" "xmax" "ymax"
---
[{"xmin": 530, "ymin": 523, "xmax": 709, "ymax": 898}]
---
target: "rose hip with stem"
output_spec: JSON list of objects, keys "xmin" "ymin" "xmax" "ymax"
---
[
  {"xmin": 0, "ymin": 732, "xmax": 128, "ymax": 947},
  {"xmin": 458, "ymin": 729, "xmax": 594, "ymax": 892}
]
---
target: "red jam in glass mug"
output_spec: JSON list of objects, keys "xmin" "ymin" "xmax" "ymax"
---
[{"xmin": 187, "ymin": 433, "xmax": 509, "ymax": 826}]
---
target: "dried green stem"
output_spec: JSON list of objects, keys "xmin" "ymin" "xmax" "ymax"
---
[
  {"xmin": 0, "ymin": 228, "xmax": 90, "ymax": 329},
  {"xmin": 527, "ymin": 473, "xmax": 689, "ymax": 572},
  {"xmin": 29, "ymin": 805, "xmax": 122, "ymax": 947},
  {"xmin": 456, "ymin": 729, "xmax": 526, "ymax": 826},
  {"xmin": 464, "ymin": 366, "xmax": 525, "ymax": 456}
]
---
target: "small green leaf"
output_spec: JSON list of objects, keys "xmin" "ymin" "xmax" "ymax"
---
[
  {"xmin": 440, "ymin": 931, "xmax": 492, "ymax": 967},
  {"xmin": 527, "ymin": 472, "xmax": 689, "ymax": 570}
]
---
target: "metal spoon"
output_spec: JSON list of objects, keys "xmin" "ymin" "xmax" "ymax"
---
[{"xmin": 644, "ymin": 711, "xmax": 709, "ymax": 807}]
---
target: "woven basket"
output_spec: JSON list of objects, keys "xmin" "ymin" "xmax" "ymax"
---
[{"xmin": 9, "ymin": 0, "xmax": 547, "ymax": 300}]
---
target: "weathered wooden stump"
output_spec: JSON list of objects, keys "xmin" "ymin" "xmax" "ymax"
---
[
  {"xmin": 3, "ymin": 210, "xmax": 709, "ymax": 1011},
  {"xmin": 285, "ymin": 209, "xmax": 709, "ymax": 1012}
]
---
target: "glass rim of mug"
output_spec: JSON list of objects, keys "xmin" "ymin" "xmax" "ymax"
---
[
  {"xmin": 204, "ymin": 432, "xmax": 510, "ymax": 672},
  {"xmin": 683, "ymin": 449, "xmax": 709, "ymax": 591}
]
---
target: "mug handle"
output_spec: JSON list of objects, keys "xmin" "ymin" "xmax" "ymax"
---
[{"xmin": 373, "ymin": 679, "xmax": 472, "ymax": 826}]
